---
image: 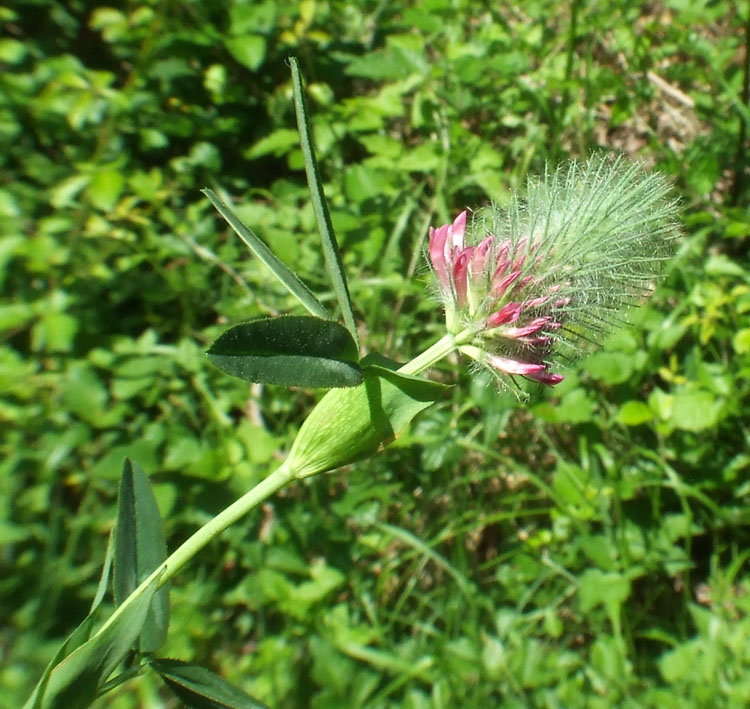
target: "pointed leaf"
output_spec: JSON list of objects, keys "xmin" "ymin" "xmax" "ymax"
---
[
  {"xmin": 114, "ymin": 459, "xmax": 169, "ymax": 653},
  {"xmin": 207, "ymin": 315, "xmax": 362, "ymax": 388},
  {"xmin": 151, "ymin": 659, "xmax": 269, "ymax": 709},
  {"xmin": 289, "ymin": 57, "xmax": 358, "ymax": 350},
  {"xmin": 25, "ymin": 527, "xmax": 117, "ymax": 708},
  {"xmin": 203, "ymin": 188, "xmax": 328, "ymax": 319},
  {"xmin": 90, "ymin": 529, "xmax": 114, "ymax": 614},
  {"xmin": 288, "ymin": 354, "xmax": 449, "ymax": 478},
  {"xmin": 26, "ymin": 574, "xmax": 162, "ymax": 709},
  {"xmin": 23, "ymin": 616, "xmax": 97, "ymax": 709}
]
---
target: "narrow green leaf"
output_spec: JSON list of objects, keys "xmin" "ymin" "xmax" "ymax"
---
[
  {"xmin": 203, "ymin": 188, "xmax": 328, "ymax": 319},
  {"xmin": 114, "ymin": 459, "xmax": 169, "ymax": 653},
  {"xmin": 289, "ymin": 57, "xmax": 359, "ymax": 350},
  {"xmin": 25, "ymin": 528, "xmax": 117, "ymax": 708},
  {"xmin": 207, "ymin": 315, "xmax": 362, "ymax": 388},
  {"xmin": 23, "ymin": 616, "xmax": 97, "ymax": 709},
  {"xmin": 90, "ymin": 529, "xmax": 114, "ymax": 614},
  {"xmin": 27, "ymin": 574, "xmax": 162, "ymax": 709},
  {"xmin": 151, "ymin": 659, "xmax": 269, "ymax": 709},
  {"xmin": 288, "ymin": 354, "xmax": 449, "ymax": 478}
]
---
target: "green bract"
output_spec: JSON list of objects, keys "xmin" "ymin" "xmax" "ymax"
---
[{"xmin": 287, "ymin": 363, "xmax": 448, "ymax": 478}]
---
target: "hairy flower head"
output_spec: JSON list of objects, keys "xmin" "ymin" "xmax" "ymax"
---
[{"xmin": 428, "ymin": 155, "xmax": 680, "ymax": 387}]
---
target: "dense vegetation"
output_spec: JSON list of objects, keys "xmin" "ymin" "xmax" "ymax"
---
[{"xmin": 2, "ymin": 0, "xmax": 750, "ymax": 706}]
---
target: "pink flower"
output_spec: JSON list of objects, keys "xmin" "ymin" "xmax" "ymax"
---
[
  {"xmin": 428, "ymin": 215, "xmax": 566, "ymax": 386},
  {"xmin": 428, "ymin": 211, "xmax": 467, "ymax": 292},
  {"xmin": 425, "ymin": 157, "xmax": 679, "ymax": 389},
  {"xmin": 429, "ymin": 156, "xmax": 679, "ymax": 386}
]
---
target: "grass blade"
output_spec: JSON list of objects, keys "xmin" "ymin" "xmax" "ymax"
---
[
  {"xmin": 203, "ymin": 188, "xmax": 328, "ymax": 319},
  {"xmin": 289, "ymin": 57, "xmax": 359, "ymax": 351}
]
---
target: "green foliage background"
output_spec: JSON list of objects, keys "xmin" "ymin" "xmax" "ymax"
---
[{"xmin": 2, "ymin": 0, "xmax": 750, "ymax": 706}]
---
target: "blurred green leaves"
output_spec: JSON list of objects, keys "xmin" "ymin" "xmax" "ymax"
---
[{"xmin": 3, "ymin": 0, "xmax": 750, "ymax": 707}]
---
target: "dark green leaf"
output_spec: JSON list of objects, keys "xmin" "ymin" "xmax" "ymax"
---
[
  {"xmin": 289, "ymin": 57, "xmax": 359, "ymax": 351},
  {"xmin": 151, "ymin": 659, "xmax": 269, "ymax": 709},
  {"xmin": 24, "ymin": 528, "xmax": 116, "ymax": 708},
  {"xmin": 114, "ymin": 459, "xmax": 169, "ymax": 653},
  {"xmin": 202, "ymin": 188, "xmax": 328, "ymax": 319},
  {"xmin": 23, "ymin": 616, "xmax": 97, "ymax": 709},
  {"xmin": 207, "ymin": 316, "xmax": 362, "ymax": 388},
  {"xmin": 25, "ymin": 574, "xmax": 162, "ymax": 709}
]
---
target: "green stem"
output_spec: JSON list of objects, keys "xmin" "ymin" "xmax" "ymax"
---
[
  {"xmin": 95, "ymin": 461, "xmax": 295, "ymax": 638},
  {"xmin": 99, "ymin": 333, "xmax": 465, "ymax": 639},
  {"xmin": 157, "ymin": 460, "xmax": 295, "ymax": 586},
  {"xmin": 398, "ymin": 328, "xmax": 472, "ymax": 376}
]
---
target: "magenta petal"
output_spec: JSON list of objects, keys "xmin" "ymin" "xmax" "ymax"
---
[
  {"xmin": 524, "ymin": 296, "xmax": 549, "ymax": 309},
  {"xmin": 486, "ymin": 354, "xmax": 563, "ymax": 386},
  {"xmin": 525, "ymin": 370, "xmax": 564, "ymax": 386},
  {"xmin": 511, "ymin": 238, "xmax": 529, "ymax": 270},
  {"xmin": 448, "ymin": 210, "xmax": 467, "ymax": 249},
  {"xmin": 493, "ymin": 258, "xmax": 510, "ymax": 279},
  {"xmin": 503, "ymin": 317, "xmax": 552, "ymax": 339},
  {"xmin": 470, "ymin": 235, "xmax": 494, "ymax": 276},
  {"xmin": 486, "ymin": 354, "xmax": 548, "ymax": 377},
  {"xmin": 452, "ymin": 247, "xmax": 473, "ymax": 307},
  {"xmin": 487, "ymin": 301, "xmax": 522, "ymax": 327},
  {"xmin": 496, "ymin": 239, "xmax": 511, "ymax": 263},
  {"xmin": 491, "ymin": 270, "xmax": 521, "ymax": 298},
  {"xmin": 429, "ymin": 224, "xmax": 451, "ymax": 290},
  {"xmin": 429, "ymin": 211, "xmax": 469, "ymax": 294}
]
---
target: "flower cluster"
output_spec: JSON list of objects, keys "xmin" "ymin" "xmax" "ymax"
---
[{"xmin": 428, "ymin": 156, "xmax": 679, "ymax": 387}]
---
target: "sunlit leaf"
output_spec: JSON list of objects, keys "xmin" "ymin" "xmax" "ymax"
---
[
  {"xmin": 289, "ymin": 57, "xmax": 359, "ymax": 351},
  {"xmin": 203, "ymin": 189, "xmax": 328, "ymax": 319}
]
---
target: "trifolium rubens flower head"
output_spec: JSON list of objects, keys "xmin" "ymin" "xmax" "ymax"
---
[{"xmin": 428, "ymin": 154, "xmax": 680, "ymax": 388}]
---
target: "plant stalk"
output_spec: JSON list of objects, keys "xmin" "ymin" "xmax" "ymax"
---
[
  {"xmin": 157, "ymin": 460, "xmax": 295, "ymax": 586},
  {"xmin": 398, "ymin": 329, "xmax": 473, "ymax": 376},
  {"xmin": 100, "ymin": 334, "xmax": 464, "ymax": 635},
  {"xmin": 95, "ymin": 461, "xmax": 296, "ymax": 638}
]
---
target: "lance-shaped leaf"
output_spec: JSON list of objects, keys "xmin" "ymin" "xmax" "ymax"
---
[
  {"xmin": 289, "ymin": 57, "xmax": 359, "ymax": 351},
  {"xmin": 287, "ymin": 354, "xmax": 449, "ymax": 478},
  {"xmin": 203, "ymin": 188, "xmax": 328, "ymax": 320},
  {"xmin": 24, "ymin": 574, "xmax": 162, "ymax": 709},
  {"xmin": 25, "ymin": 506, "xmax": 127, "ymax": 708},
  {"xmin": 114, "ymin": 459, "xmax": 169, "ymax": 653},
  {"xmin": 207, "ymin": 315, "xmax": 362, "ymax": 388},
  {"xmin": 23, "ymin": 617, "xmax": 98, "ymax": 709},
  {"xmin": 150, "ymin": 659, "xmax": 269, "ymax": 709}
]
